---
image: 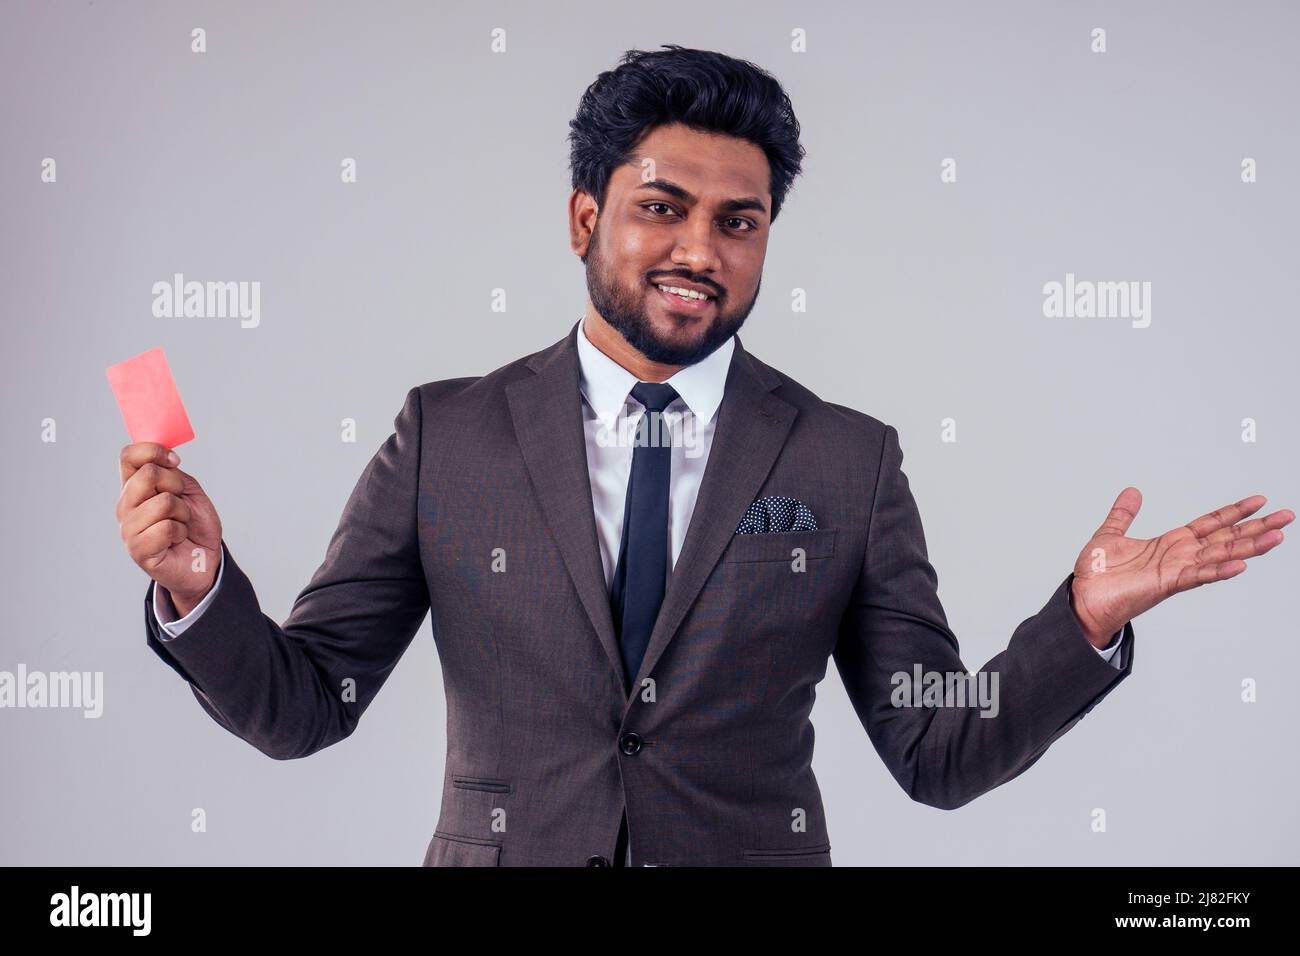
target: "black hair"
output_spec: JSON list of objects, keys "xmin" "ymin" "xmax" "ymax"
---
[{"xmin": 567, "ymin": 45, "xmax": 805, "ymax": 224}]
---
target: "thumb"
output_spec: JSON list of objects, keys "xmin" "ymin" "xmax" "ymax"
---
[{"xmin": 1095, "ymin": 486, "xmax": 1142, "ymax": 537}]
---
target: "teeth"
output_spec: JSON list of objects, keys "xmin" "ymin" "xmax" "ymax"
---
[{"xmin": 657, "ymin": 284, "xmax": 710, "ymax": 301}]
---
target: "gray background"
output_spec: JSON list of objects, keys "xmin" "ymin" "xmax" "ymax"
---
[{"xmin": 2, "ymin": 0, "xmax": 1296, "ymax": 865}]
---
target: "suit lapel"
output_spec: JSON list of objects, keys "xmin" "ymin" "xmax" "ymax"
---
[
  {"xmin": 507, "ymin": 323, "xmax": 625, "ymax": 685},
  {"xmin": 627, "ymin": 334, "xmax": 796, "ymax": 700}
]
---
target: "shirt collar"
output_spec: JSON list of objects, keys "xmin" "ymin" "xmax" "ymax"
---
[{"xmin": 575, "ymin": 316, "xmax": 734, "ymax": 431}]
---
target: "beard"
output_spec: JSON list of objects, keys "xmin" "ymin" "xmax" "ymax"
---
[{"xmin": 582, "ymin": 223, "xmax": 760, "ymax": 367}]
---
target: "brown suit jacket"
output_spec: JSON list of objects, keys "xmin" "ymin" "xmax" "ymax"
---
[{"xmin": 145, "ymin": 322, "xmax": 1134, "ymax": 866}]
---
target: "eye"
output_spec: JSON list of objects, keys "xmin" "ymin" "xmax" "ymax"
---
[{"xmin": 642, "ymin": 203, "xmax": 757, "ymax": 233}]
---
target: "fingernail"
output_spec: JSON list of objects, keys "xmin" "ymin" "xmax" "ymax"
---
[{"xmin": 167, "ymin": 450, "xmax": 180, "ymax": 465}]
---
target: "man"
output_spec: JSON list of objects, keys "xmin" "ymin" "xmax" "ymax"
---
[{"xmin": 116, "ymin": 46, "xmax": 1291, "ymax": 866}]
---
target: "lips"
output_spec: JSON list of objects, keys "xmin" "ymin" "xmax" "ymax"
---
[
  {"xmin": 650, "ymin": 276, "xmax": 716, "ymax": 297},
  {"xmin": 651, "ymin": 282, "xmax": 715, "ymax": 314}
]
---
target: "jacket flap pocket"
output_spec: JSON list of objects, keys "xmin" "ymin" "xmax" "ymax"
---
[
  {"xmin": 742, "ymin": 842, "xmax": 832, "ymax": 866},
  {"xmin": 452, "ymin": 775, "xmax": 512, "ymax": 793},
  {"xmin": 424, "ymin": 830, "xmax": 502, "ymax": 866}
]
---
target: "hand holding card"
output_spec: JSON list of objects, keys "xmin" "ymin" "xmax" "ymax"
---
[{"xmin": 110, "ymin": 348, "xmax": 222, "ymax": 614}]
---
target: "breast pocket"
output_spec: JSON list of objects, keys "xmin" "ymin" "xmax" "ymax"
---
[
  {"xmin": 722, "ymin": 528, "xmax": 836, "ymax": 564},
  {"xmin": 693, "ymin": 528, "xmax": 843, "ymax": 677}
]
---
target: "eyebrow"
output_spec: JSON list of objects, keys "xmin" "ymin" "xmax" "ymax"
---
[{"xmin": 634, "ymin": 178, "xmax": 768, "ymax": 216}]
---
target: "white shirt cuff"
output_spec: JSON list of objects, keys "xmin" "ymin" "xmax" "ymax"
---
[
  {"xmin": 152, "ymin": 545, "xmax": 225, "ymax": 641},
  {"xmin": 1093, "ymin": 628, "xmax": 1124, "ymax": 668}
]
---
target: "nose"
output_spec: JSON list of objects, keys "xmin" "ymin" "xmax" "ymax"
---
[{"xmin": 669, "ymin": 216, "xmax": 722, "ymax": 278}]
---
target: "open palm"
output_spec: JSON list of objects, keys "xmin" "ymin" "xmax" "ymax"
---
[{"xmin": 1070, "ymin": 488, "xmax": 1293, "ymax": 644}]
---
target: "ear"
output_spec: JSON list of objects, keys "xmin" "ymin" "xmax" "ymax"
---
[{"xmin": 568, "ymin": 188, "xmax": 599, "ymax": 257}]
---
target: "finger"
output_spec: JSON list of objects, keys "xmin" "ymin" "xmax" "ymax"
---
[
  {"xmin": 1095, "ymin": 487, "xmax": 1143, "ymax": 537},
  {"xmin": 126, "ymin": 519, "xmax": 188, "ymax": 569},
  {"xmin": 120, "ymin": 491, "xmax": 192, "ymax": 542},
  {"xmin": 115, "ymin": 462, "xmax": 185, "ymax": 521},
  {"xmin": 1176, "ymin": 559, "xmax": 1247, "ymax": 592},
  {"xmin": 119, "ymin": 442, "xmax": 180, "ymax": 485},
  {"xmin": 1185, "ymin": 495, "xmax": 1267, "ymax": 538},
  {"xmin": 1200, "ymin": 508, "xmax": 1296, "ymax": 548},
  {"xmin": 1196, "ymin": 528, "xmax": 1285, "ymax": 566}
]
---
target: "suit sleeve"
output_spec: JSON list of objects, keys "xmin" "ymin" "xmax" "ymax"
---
[
  {"xmin": 832, "ymin": 424, "xmax": 1134, "ymax": 810},
  {"xmin": 143, "ymin": 386, "xmax": 431, "ymax": 760}
]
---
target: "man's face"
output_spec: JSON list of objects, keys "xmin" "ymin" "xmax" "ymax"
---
[{"xmin": 576, "ymin": 122, "xmax": 772, "ymax": 366}]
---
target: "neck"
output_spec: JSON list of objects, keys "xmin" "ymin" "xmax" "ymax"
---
[{"xmin": 582, "ymin": 309, "xmax": 685, "ymax": 383}]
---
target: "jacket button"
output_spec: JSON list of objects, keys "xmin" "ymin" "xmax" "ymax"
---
[
  {"xmin": 619, "ymin": 732, "xmax": 642, "ymax": 755},
  {"xmin": 586, "ymin": 855, "xmax": 610, "ymax": 867}
]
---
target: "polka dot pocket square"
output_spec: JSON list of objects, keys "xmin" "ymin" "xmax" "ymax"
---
[{"xmin": 734, "ymin": 495, "xmax": 819, "ymax": 534}]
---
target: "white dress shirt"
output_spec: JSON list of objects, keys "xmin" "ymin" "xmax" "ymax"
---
[{"xmin": 151, "ymin": 316, "xmax": 1125, "ymax": 862}]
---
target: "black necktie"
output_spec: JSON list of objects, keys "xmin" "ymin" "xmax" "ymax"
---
[{"xmin": 609, "ymin": 381, "xmax": 679, "ymax": 691}]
